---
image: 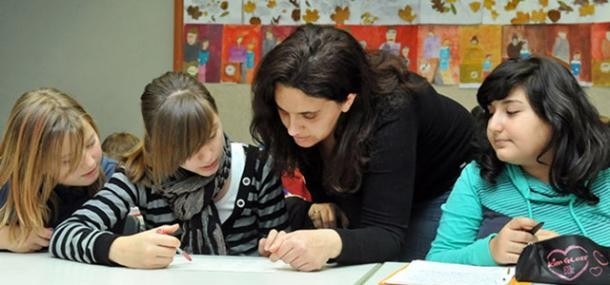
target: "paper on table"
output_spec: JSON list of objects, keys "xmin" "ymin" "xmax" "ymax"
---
[
  {"xmin": 381, "ymin": 260, "xmax": 514, "ymax": 285},
  {"xmin": 169, "ymin": 255, "xmax": 295, "ymax": 272}
]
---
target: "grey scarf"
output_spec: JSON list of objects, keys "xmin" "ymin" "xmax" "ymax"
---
[{"xmin": 158, "ymin": 135, "xmax": 231, "ymax": 255}]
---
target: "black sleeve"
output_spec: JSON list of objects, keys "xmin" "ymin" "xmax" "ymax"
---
[{"xmin": 335, "ymin": 103, "xmax": 418, "ymax": 264}]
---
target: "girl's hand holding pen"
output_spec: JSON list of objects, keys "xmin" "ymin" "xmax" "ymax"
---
[
  {"xmin": 108, "ymin": 223, "xmax": 181, "ymax": 269},
  {"xmin": 490, "ymin": 218, "xmax": 542, "ymax": 265}
]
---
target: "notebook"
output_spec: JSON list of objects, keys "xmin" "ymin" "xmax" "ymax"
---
[{"xmin": 379, "ymin": 260, "xmax": 516, "ymax": 285}]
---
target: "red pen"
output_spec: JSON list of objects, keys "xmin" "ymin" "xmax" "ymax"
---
[{"xmin": 157, "ymin": 228, "xmax": 192, "ymax": 262}]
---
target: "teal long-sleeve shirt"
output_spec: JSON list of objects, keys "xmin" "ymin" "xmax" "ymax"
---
[{"xmin": 426, "ymin": 162, "xmax": 610, "ymax": 266}]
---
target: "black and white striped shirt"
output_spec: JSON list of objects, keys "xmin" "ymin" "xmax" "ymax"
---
[{"xmin": 50, "ymin": 143, "xmax": 288, "ymax": 265}]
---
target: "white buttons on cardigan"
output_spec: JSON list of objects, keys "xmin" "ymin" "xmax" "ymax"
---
[
  {"xmin": 236, "ymin": 199, "xmax": 245, "ymax": 208},
  {"xmin": 242, "ymin": 177, "xmax": 251, "ymax": 186}
]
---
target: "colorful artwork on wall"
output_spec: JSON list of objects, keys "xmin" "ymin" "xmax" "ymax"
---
[
  {"xmin": 416, "ymin": 25, "xmax": 460, "ymax": 85},
  {"xmin": 260, "ymin": 25, "xmax": 297, "ymax": 58},
  {"xmin": 175, "ymin": 1, "xmax": 610, "ymax": 87},
  {"xmin": 221, "ymin": 25, "xmax": 261, "ymax": 83},
  {"xmin": 243, "ymin": 0, "xmax": 301, "ymax": 25},
  {"xmin": 545, "ymin": 24, "xmax": 592, "ymax": 84},
  {"xmin": 458, "ymin": 25, "xmax": 502, "ymax": 87},
  {"xmin": 591, "ymin": 23, "xmax": 610, "ymax": 86},
  {"xmin": 183, "ymin": 24, "xmax": 224, "ymax": 83},
  {"xmin": 339, "ymin": 25, "xmax": 418, "ymax": 71},
  {"xmin": 184, "ymin": 0, "xmax": 242, "ymax": 24},
  {"xmin": 419, "ymin": 1, "xmax": 482, "ymax": 24}
]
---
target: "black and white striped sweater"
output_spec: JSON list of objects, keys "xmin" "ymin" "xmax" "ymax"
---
[{"xmin": 49, "ymin": 143, "xmax": 288, "ymax": 265}]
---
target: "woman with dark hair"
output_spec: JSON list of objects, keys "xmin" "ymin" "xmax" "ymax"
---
[
  {"xmin": 427, "ymin": 57, "xmax": 610, "ymax": 266},
  {"xmin": 251, "ymin": 24, "xmax": 474, "ymax": 270}
]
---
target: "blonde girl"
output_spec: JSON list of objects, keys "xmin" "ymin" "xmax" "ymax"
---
[{"xmin": 0, "ymin": 88, "xmax": 116, "ymax": 252}]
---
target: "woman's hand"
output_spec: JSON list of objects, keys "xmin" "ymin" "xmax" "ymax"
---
[
  {"xmin": 489, "ymin": 217, "xmax": 540, "ymax": 265},
  {"xmin": 259, "ymin": 229, "xmax": 342, "ymax": 271},
  {"xmin": 258, "ymin": 229, "xmax": 286, "ymax": 257},
  {"xmin": 0, "ymin": 226, "xmax": 52, "ymax": 252},
  {"xmin": 109, "ymin": 224, "xmax": 181, "ymax": 269},
  {"xmin": 308, "ymin": 203, "xmax": 349, "ymax": 229}
]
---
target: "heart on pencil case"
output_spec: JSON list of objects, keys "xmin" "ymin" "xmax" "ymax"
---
[
  {"xmin": 545, "ymin": 245, "xmax": 589, "ymax": 281},
  {"xmin": 515, "ymin": 235, "xmax": 610, "ymax": 285},
  {"xmin": 594, "ymin": 250, "xmax": 609, "ymax": 266}
]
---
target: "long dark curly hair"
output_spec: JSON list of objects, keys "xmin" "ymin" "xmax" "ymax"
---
[{"xmin": 476, "ymin": 57, "xmax": 609, "ymax": 203}]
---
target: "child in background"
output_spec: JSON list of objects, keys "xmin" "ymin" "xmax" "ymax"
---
[
  {"xmin": 427, "ymin": 57, "xmax": 610, "ymax": 266},
  {"xmin": 282, "ymin": 170, "xmax": 350, "ymax": 230},
  {"xmin": 0, "ymin": 88, "xmax": 116, "ymax": 252},
  {"xmin": 101, "ymin": 131, "xmax": 141, "ymax": 162},
  {"xmin": 50, "ymin": 72, "xmax": 288, "ymax": 269},
  {"xmin": 102, "ymin": 132, "xmax": 144, "ymax": 231}
]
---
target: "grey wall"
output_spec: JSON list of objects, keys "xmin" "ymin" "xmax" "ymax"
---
[
  {"xmin": 1, "ymin": 1, "xmax": 608, "ymax": 146},
  {"xmin": 0, "ymin": 0, "xmax": 173, "ymax": 140}
]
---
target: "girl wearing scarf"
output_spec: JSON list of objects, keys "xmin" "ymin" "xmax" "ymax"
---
[{"xmin": 50, "ymin": 72, "xmax": 289, "ymax": 269}]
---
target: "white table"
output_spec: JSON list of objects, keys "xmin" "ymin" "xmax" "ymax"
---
[
  {"xmin": 0, "ymin": 252, "xmax": 381, "ymax": 285},
  {"xmin": 363, "ymin": 262, "xmax": 407, "ymax": 285}
]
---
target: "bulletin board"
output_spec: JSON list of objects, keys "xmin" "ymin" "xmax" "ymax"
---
[{"xmin": 173, "ymin": 0, "xmax": 610, "ymax": 87}]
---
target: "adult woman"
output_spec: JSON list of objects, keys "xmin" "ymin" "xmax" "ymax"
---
[{"xmin": 251, "ymin": 24, "xmax": 474, "ymax": 271}]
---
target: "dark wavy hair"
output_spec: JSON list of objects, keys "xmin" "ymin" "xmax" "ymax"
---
[
  {"xmin": 476, "ymin": 57, "xmax": 609, "ymax": 203},
  {"xmin": 250, "ymin": 24, "xmax": 420, "ymax": 194}
]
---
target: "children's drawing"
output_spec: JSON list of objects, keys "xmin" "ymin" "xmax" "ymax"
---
[
  {"xmin": 339, "ymin": 25, "xmax": 418, "ymax": 72},
  {"xmin": 420, "ymin": 0, "xmax": 482, "ymax": 24},
  {"xmin": 243, "ymin": 0, "xmax": 301, "ymax": 25},
  {"xmin": 503, "ymin": 25, "xmax": 547, "ymax": 61},
  {"xmin": 591, "ymin": 23, "xmax": 610, "ymax": 86},
  {"xmin": 221, "ymin": 25, "xmax": 261, "ymax": 83},
  {"xmin": 347, "ymin": 0, "xmax": 420, "ymax": 25},
  {"xmin": 184, "ymin": 24, "xmax": 223, "ymax": 83},
  {"xmin": 417, "ymin": 25, "xmax": 459, "ymax": 85},
  {"xmin": 545, "ymin": 25, "xmax": 591, "ymax": 84},
  {"xmin": 483, "ymin": 0, "xmax": 610, "ymax": 24},
  {"xmin": 260, "ymin": 25, "xmax": 297, "ymax": 58},
  {"xmin": 458, "ymin": 25, "xmax": 502, "ymax": 87},
  {"xmin": 184, "ymin": 0, "xmax": 242, "ymax": 24}
]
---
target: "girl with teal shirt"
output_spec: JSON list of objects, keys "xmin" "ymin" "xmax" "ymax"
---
[{"xmin": 426, "ymin": 56, "xmax": 610, "ymax": 266}]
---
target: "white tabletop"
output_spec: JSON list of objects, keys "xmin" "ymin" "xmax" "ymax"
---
[
  {"xmin": 363, "ymin": 262, "xmax": 407, "ymax": 285},
  {"xmin": 0, "ymin": 252, "xmax": 381, "ymax": 285}
]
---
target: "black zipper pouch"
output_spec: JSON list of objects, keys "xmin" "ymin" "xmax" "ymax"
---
[{"xmin": 515, "ymin": 235, "xmax": 609, "ymax": 284}]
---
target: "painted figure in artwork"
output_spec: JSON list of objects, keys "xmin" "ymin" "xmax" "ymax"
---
[
  {"xmin": 263, "ymin": 29, "xmax": 277, "ymax": 57},
  {"xmin": 245, "ymin": 41, "xmax": 256, "ymax": 83},
  {"xmin": 602, "ymin": 30, "xmax": 610, "ymax": 60},
  {"xmin": 379, "ymin": 27, "xmax": 401, "ymax": 56},
  {"xmin": 506, "ymin": 33, "xmax": 524, "ymax": 59},
  {"xmin": 198, "ymin": 38, "xmax": 210, "ymax": 82},
  {"xmin": 552, "ymin": 31, "xmax": 570, "ymax": 63},
  {"xmin": 184, "ymin": 28, "xmax": 199, "ymax": 64},
  {"xmin": 520, "ymin": 40, "xmax": 531, "ymax": 60},
  {"xmin": 228, "ymin": 35, "xmax": 247, "ymax": 83},
  {"xmin": 570, "ymin": 50, "xmax": 582, "ymax": 80}
]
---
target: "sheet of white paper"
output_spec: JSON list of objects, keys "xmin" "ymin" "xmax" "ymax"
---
[
  {"xmin": 169, "ymin": 255, "xmax": 295, "ymax": 272},
  {"xmin": 384, "ymin": 260, "xmax": 514, "ymax": 285}
]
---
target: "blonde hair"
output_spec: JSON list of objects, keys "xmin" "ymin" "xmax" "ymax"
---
[
  {"xmin": 0, "ymin": 88, "xmax": 104, "ymax": 243},
  {"xmin": 101, "ymin": 132, "xmax": 141, "ymax": 162},
  {"xmin": 124, "ymin": 72, "xmax": 218, "ymax": 186}
]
